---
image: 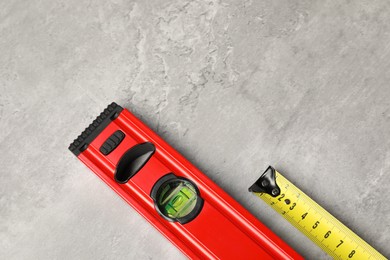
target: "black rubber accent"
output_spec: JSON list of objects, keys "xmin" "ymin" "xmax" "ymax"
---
[
  {"xmin": 248, "ymin": 166, "xmax": 281, "ymax": 197},
  {"xmin": 100, "ymin": 130, "xmax": 125, "ymax": 155},
  {"xmin": 150, "ymin": 173, "xmax": 204, "ymax": 225},
  {"xmin": 114, "ymin": 142, "xmax": 156, "ymax": 184},
  {"xmin": 68, "ymin": 102, "xmax": 123, "ymax": 156}
]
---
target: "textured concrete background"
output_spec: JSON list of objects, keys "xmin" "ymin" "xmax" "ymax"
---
[{"xmin": 1, "ymin": 0, "xmax": 389, "ymax": 259}]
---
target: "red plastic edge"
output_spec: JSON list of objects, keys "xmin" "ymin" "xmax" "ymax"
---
[{"xmin": 73, "ymin": 104, "xmax": 302, "ymax": 260}]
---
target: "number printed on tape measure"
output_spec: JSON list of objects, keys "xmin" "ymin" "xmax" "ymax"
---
[{"xmin": 253, "ymin": 172, "xmax": 386, "ymax": 260}]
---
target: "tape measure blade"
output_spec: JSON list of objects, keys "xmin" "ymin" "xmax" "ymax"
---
[{"xmin": 251, "ymin": 168, "xmax": 387, "ymax": 260}]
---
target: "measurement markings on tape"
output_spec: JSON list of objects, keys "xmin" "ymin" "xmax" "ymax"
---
[{"xmin": 249, "ymin": 166, "xmax": 386, "ymax": 260}]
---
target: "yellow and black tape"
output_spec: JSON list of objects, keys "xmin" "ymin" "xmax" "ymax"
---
[{"xmin": 249, "ymin": 166, "xmax": 386, "ymax": 260}]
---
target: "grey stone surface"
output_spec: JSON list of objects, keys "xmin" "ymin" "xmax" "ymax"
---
[{"xmin": 1, "ymin": 0, "xmax": 389, "ymax": 259}]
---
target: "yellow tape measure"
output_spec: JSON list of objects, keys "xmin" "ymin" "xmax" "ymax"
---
[{"xmin": 249, "ymin": 166, "xmax": 386, "ymax": 260}]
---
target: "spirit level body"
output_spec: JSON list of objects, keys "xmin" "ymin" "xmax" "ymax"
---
[{"xmin": 69, "ymin": 103, "xmax": 301, "ymax": 259}]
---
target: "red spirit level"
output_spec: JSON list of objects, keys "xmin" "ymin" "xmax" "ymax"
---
[{"xmin": 69, "ymin": 102, "xmax": 302, "ymax": 259}]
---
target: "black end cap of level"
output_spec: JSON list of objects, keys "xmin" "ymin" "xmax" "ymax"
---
[{"xmin": 68, "ymin": 102, "xmax": 123, "ymax": 156}]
